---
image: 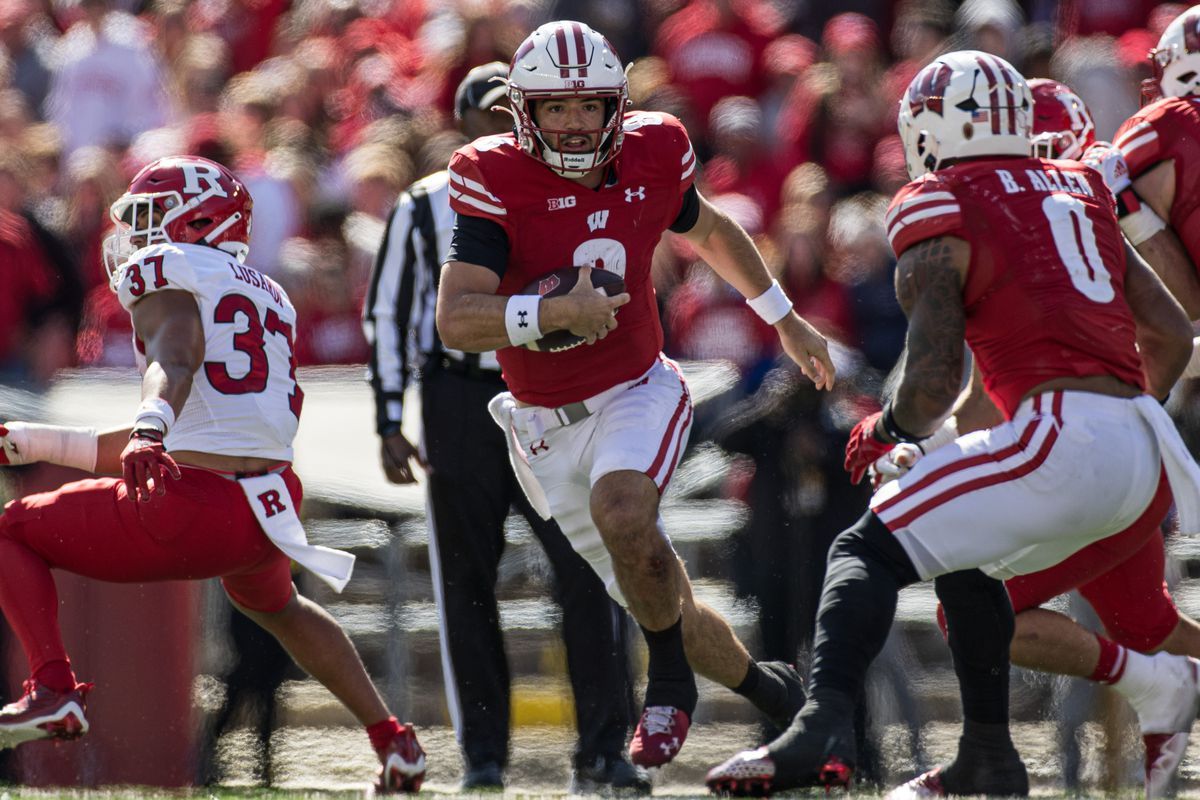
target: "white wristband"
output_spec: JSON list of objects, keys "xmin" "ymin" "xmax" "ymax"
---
[
  {"xmin": 746, "ymin": 279, "xmax": 794, "ymax": 325},
  {"xmin": 134, "ymin": 397, "xmax": 175, "ymax": 435},
  {"xmin": 1119, "ymin": 205, "xmax": 1167, "ymax": 246},
  {"xmin": 919, "ymin": 417, "xmax": 959, "ymax": 453},
  {"xmin": 505, "ymin": 295, "xmax": 542, "ymax": 346},
  {"xmin": 2, "ymin": 422, "xmax": 98, "ymax": 471},
  {"xmin": 1183, "ymin": 336, "xmax": 1200, "ymax": 380}
]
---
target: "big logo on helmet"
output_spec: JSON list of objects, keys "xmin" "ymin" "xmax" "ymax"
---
[{"xmin": 908, "ymin": 63, "xmax": 952, "ymax": 117}]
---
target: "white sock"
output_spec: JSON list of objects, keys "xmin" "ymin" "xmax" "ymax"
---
[{"xmin": 1112, "ymin": 649, "xmax": 1161, "ymax": 701}]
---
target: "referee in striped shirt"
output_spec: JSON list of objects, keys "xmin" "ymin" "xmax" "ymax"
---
[{"xmin": 362, "ymin": 63, "xmax": 644, "ymax": 792}]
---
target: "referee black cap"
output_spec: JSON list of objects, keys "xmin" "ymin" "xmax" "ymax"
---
[{"xmin": 454, "ymin": 62, "xmax": 510, "ymax": 122}]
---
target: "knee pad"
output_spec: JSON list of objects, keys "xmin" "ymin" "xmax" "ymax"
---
[{"xmin": 828, "ymin": 511, "xmax": 921, "ymax": 587}]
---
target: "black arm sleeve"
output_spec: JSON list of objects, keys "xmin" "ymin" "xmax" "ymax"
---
[
  {"xmin": 669, "ymin": 184, "xmax": 701, "ymax": 233},
  {"xmin": 446, "ymin": 213, "xmax": 509, "ymax": 277}
]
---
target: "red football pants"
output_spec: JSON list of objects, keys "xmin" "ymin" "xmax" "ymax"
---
[
  {"xmin": 0, "ymin": 465, "xmax": 297, "ymax": 676},
  {"xmin": 938, "ymin": 471, "xmax": 1179, "ymax": 652}
]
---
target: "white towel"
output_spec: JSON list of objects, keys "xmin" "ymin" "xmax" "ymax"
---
[
  {"xmin": 237, "ymin": 472, "xmax": 356, "ymax": 592},
  {"xmin": 487, "ymin": 392, "xmax": 552, "ymax": 520},
  {"xmin": 1134, "ymin": 395, "xmax": 1200, "ymax": 534}
]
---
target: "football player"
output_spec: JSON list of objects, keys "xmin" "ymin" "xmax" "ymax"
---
[
  {"xmin": 875, "ymin": 77, "xmax": 1200, "ymax": 798},
  {"xmin": 0, "ymin": 157, "xmax": 425, "ymax": 792},
  {"xmin": 707, "ymin": 50, "xmax": 1199, "ymax": 796},
  {"xmin": 435, "ymin": 20, "xmax": 834, "ymax": 769},
  {"xmin": 1084, "ymin": 6, "xmax": 1200, "ymax": 367}
]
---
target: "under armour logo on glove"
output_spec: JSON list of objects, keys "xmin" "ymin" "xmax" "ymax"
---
[
  {"xmin": 518, "ymin": 310, "xmax": 528, "ymax": 328},
  {"xmin": 530, "ymin": 439, "xmax": 548, "ymax": 455}
]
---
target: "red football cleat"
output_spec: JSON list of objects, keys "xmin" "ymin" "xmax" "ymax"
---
[
  {"xmin": 376, "ymin": 722, "xmax": 426, "ymax": 793},
  {"xmin": 629, "ymin": 705, "xmax": 690, "ymax": 768},
  {"xmin": 0, "ymin": 680, "xmax": 91, "ymax": 749}
]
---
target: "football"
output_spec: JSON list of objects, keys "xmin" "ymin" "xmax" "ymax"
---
[{"xmin": 519, "ymin": 267, "xmax": 626, "ymax": 352}]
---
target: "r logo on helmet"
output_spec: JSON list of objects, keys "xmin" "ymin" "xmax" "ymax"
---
[{"xmin": 182, "ymin": 163, "xmax": 228, "ymax": 197}]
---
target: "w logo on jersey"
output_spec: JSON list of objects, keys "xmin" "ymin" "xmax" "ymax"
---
[
  {"xmin": 908, "ymin": 63, "xmax": 952, "ymax": 117},
  {"xmin": 587, "ymin": 210, "xmax": 609, "ymax": 231}
]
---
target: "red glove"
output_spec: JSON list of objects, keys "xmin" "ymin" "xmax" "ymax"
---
[
  {"xmin": 844, "ymin": 411, "xmax": 894, "ymax": 485},
  {"xmin": 121, "ymin": 429, "xmax": 181, "ymax": 502},
  {"xmin": 0, "ymin": 424, "xmax": 9, "ymax": 466}
]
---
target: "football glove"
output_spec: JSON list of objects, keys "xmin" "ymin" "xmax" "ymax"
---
[
  {"xmin": 844, "ymin": 411, "xmax": 894, "ymax": 485},
  {"xmin": 121, "ymin": 428, "xmax": 180, "ymax": 502},
  {"xmin": 868, "ymin": 443, "xmax": 925, "ymax": 490},
  {"xmin": 1082, "ymin": 141, "xmax": 1131, "ymax": 196}
]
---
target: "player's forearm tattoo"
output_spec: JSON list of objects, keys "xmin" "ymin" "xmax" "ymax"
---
[{"xmin": 893, "ymin": 238, "xmax": 965, "ymax": 431}]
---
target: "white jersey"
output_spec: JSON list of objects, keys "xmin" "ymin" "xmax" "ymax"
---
[{"xmin": 116, "ymin": 243, "xmax": 302, "ymax": 460}]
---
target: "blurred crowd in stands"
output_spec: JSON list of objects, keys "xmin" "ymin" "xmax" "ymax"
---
[
  {"xmin": 0, "ymin": 0, "xmax": 1188, "ymax": 686},
  {"xmin": 0, "ymin": 0, "xmax": 1174, "ymax": 385}
]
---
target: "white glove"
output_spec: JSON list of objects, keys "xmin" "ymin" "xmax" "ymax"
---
[
  {"xmin": 1082, "ymin": 141, "xmax": 1131, "ymax": 196},
  {"xmin": 869, "ymin": 442, "xmax": 924, "ymax": 490}
]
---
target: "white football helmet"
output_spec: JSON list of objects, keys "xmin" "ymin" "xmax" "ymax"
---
[
  {"xmin": 507, "ymin": 20, "xmax": 628, "ymax": 177},
  {"xmin": 897, "ymin": 50, "xmax": 1032, "ymax": 179},
  {"xmin": 1151, "ymin": 5, "xmax": 1200, "ymax": 98}
]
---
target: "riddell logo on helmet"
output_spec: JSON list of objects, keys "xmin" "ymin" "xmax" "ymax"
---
[{"xmin": 908, "ymin": 63, "xmax": 952, "ymax": 117}]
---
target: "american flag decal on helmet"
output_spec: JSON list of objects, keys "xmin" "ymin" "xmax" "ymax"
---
[
  {"xmin": 908, "ymin": 62, "xmax": 952, "ymax": 117},
  {"xmin": 552, "ymin": 22, "xmax": 591, "ymax": 79}
]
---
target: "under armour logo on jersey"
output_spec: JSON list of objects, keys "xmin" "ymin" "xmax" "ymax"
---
[
  {"xmin": 530, "ymin": 439, "xmax": 549, "ymax": 455},
  {"xmin": 518, "ymin": 310, "xmax": 529, "ymax": 328},
  {"xmin": 625, "ymin": 186, "xmax": 646, "ymax": 203},
  {"xmin": 257, "ymin": 489, "xmax": 288, "ymax": 518},
  {"xmin": 181, "ymin": 163, "xmax": 228, "ymax": 197},
  {"xmin": 548, "ymin": 196, "xmax": 577, "ymax": 210},
  {"xmin": 587, "ymin": 210, "xmax": 610, "ymax": 232}
]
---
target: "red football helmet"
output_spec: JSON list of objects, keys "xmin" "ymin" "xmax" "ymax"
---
[
  {"xmin": 103, "ymin": 155, "xmax": 253, "ymax": 289},
  {"xmin": 1029, "ymin": 78, "xmax": 1096, "ymax": 160}
]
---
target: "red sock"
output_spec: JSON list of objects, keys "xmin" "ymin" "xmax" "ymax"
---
[
  {"xmin": 1088, "ymin": 634, "xmax": 1127, "ymax": 684},
  {"xmin": 367, "ymin": 716, "xmax": 402, "ymax": 752},
  {"xmin": 34, "ymin": 660, "xmax": 76, "ymax": 693}
]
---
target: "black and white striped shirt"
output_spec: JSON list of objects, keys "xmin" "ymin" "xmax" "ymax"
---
[{"xmin": 362, "ymin": 171, "xmax": 502, "ymax": 436}]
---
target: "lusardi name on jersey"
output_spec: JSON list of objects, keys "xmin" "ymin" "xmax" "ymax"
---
[
  {"xmin": 996, "ymin": 167, "xmax": 1096, "ymax": 196},
  {"xmin": 228, "ymin": 261, "xmax": 283, "ymax": 306}
]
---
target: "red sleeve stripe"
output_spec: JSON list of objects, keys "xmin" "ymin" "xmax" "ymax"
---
[
  {"xmin": 884, "ymin": 191, "xmax": 956, "ymax": 227},
  {"xmin": 448, "ymin": 168, "xmax": 507, "ymax": 216},
  {"xmin": 681, "ymin": 144, "xmax": 696, "ymax": 180}
]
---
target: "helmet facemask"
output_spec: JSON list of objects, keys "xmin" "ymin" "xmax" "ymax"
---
[{"xmin": 513, "ymin": 88, "xmax": 627, "ymax": 176}]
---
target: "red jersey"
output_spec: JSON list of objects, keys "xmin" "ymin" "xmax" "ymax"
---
[
  {"xmin": 447, "ymin": 111, "xmax": 697, "ymax": 407},
  {"xmin": 1115, "ymin": 97, "xmax": 1200, "ymax": 271},
  {"xmin": 885, "ymin": 157, "xmax": 1145, "ymax": 418}
]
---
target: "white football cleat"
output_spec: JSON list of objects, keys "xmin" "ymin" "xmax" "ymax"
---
[{"xmin": 1122, "ymin": 653, "xmax": 1200, "ymax": 798}]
